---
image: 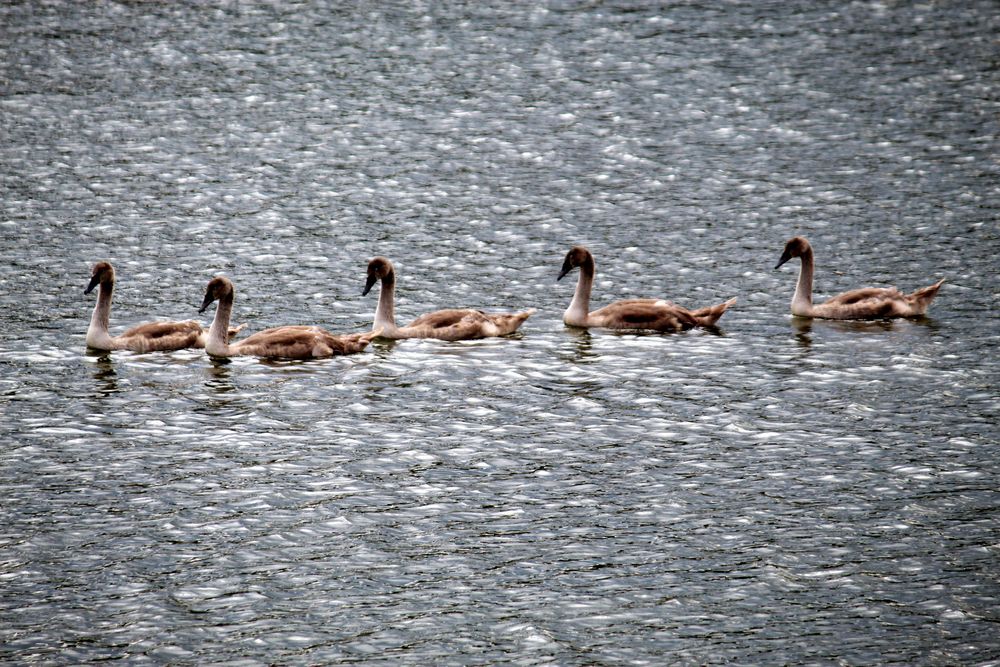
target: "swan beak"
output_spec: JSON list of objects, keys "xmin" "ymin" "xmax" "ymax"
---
[
  {"xmin": 362, "ymin": 274, "xmax": 378, "ymax": 296},
  {"xmin": 774, "ymin": 250, "xmax": 792, "ymax": 270},
  {"xmin": 198, "ymin": 293, "xmax": 215, "ymax": 313},
  {"xmin": 84, "ymin": 275, "xmax": 100, "ymax": 295},
  {"xmin": 557, "ymin": 263, "xmax": 572, "ymax": 281}
]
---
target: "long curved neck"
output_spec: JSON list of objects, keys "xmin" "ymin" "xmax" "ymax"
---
[
  {"xmin": 207, "ymin": 292, "xmax": 234, "ymax": 356},
  {"xmin": 564, "ymin": 257, "xmax": 594, "ymax": 326},
  {"xmin": 792, "ymin": 248, "xmax": 815, "ymax": 316},
  {"xmin": 373, "ymin": 271, "xmax": 398, "ymax": 334},
  {"xmin": 87, "ymin": 280, "xmax": 116, "ymax": 348}
]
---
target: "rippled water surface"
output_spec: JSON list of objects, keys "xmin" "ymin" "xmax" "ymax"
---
[{"xmin": 2, "ymin": 1, "xmax": 998, "ymax": 664}]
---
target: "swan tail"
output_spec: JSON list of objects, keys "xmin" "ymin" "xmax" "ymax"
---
[
  {"xmin": 691, "ymin": 297, "xmax": 736, "ymax": 327},
  {"xmin": 333, "ymin": 328, "xmax": 382, "ymax": 354},
  {"xmin": 495, "ymin": 308, "xmax": 535, "ymax": 335},
  {"xmin": 355, "ymin": 328, "xmax": 382, "ymax": 347},
  {"xmin": 908, "ymin": 278, "xmax": 944, "ymax": 315}
]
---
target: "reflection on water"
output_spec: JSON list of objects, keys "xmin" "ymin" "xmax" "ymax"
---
[
  {"xmin": 792, "ymin": 315, "xmax": 942, "ymax": 346},
  {"xmin": 370, "ymin": 339, "xmax": 400, "ymax": 358},
  {"xmin": 87, "ymin": 354, "xmax": 120, "ymax": 396},
  {"xmin": 563, "ymin": 327, "xmax": 598, "ymax": 363},
  {"xmin": 791, "ymin": 317, "xmax": 814, "ymax": 348},
  {"xmin": 1, "ymin": 0, "xmax": 998, "ymax": 665},
  {"xmin": 203, "ymin": 359, "xmax": 234, "ymax": 393}
]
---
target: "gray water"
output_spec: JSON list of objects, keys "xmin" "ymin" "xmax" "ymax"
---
[{"xmin": 2, "ymin": 1, "xmax": 998, "ymax": 664}]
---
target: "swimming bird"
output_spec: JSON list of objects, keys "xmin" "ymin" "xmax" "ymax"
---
[
  {"xmin": 774, "ymin": 236, "xmax": 944, "ymax": 319},
  {"xmin": 362, "ymin": 256, "xmax": 535, "ymax": 340},
  {"xmin": 557, "ymin": 246, "xmax": 736, "ymax": 331},
  {"xmin": 85, "ymin": 261, "xmax": 207, "ymax": 352},
  {"xmin": 198, "ymin": 276, "xmax": 378, "ymax": 358}
]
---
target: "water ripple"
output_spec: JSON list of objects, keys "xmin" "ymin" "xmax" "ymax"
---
[{"xmin": 2, "ymin": 1, "xmax": 998, "ymax": 665}]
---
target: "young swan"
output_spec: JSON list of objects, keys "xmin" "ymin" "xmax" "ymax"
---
[
  {"xmin": 362, "ymin": 256, "xmax": 535, "ymax": 340},
  {"xmin": 557, "ymin": 246, "xmax": 736, "ymax": 332},
  {"xmin": 85, "ymin": 261, "xmax": 207, "ymax": 352},
  {"xmin": 198, "ymin": 276, "xmax": 378, "ymax": 359},
  {"xmin": 775, "ymin": 236, "xmax": 944, "ymax": 319}
]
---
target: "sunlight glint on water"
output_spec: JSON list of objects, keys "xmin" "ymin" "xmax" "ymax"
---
[{"xmin": 1, "ymin": 1, "xmax": 998, "ymax": 664}]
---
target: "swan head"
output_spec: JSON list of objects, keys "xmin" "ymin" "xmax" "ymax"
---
[
  {"xmin": 775, "ymin": 236, "xmax": 812, "ymax": 269},
  {"xmin": 199, "ymin": 276, "xmax": 234, "ymax": 313},
  {"xmin": 557, "ymin": 246, "xmax": 592, "ymax": 281},
  {"xmin": 363, "ymin": 256, "xmax": 394, "ymax": 296},
  {"xmin": 85, "ymin": 261, "xmax": 115, "ymax": 295}
]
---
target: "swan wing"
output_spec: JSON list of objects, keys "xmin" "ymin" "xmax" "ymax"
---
[
  {"xmin": 812, "ymin": 287, "xmax": 914, "ymax": 319},
  {"xmin": 812, "ymin": 287, "xmax": 910, "ymax": 319},
  {"xmin": 232, "ymin": 325, "xmax": 373, "ymax": 358},
  {"xmin": 118, "ymin": 320, "xmax": 204, "ymax": 351},
  {"xmin": 407, "ymin": 309, "xmax": 489, "ymax": 329},
  {"xmin": 234, "ymin": 325, "xmax": 319, "ymax": 345},
  {"xmin": 120, "ymin": 319, "xmax": 203, "ymax": 339},
  {"xmin": 590, "ymin": 300, "xmax": 698, "ymax": 331},
  {"xmin": 822, "ymin": 287, "xmax": 904, "ymax": 306},
  {"xmin": 401, "ymin": 307, "xmax": 533, "ymax": 340}
]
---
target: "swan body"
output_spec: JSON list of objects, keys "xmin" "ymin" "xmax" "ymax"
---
[
  {"xmin": 557, "ymin": 246, "xmax": 736, "ymax": 331},
  {"xmin": 198, "ymin": 276, "xmax": 378, "ymax": 358},
  {"xmin": 85, "ymin": 261, "xmax": 208, "ymax": 353},
  {"xmin": 775, "ymin": 236, "xmax": 944, "ymax": 319},
  {"xmin": 362, "ymin": 257, "xmax": 534, "ymax": 340}
]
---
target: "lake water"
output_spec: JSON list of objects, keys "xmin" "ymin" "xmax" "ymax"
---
[{"xmin": 1, "ymin": 1, "xmax": 998, "ymax": 664}]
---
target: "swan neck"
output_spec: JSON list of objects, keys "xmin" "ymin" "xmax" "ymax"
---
[
  {"xmin": 373, "ymin": 272, "xmax": 398, "ymax": 334},
  {"xmin": 87, "ymin": 280, "xmax": 115, "ymax": 347},
  {"xmin": 793, "ymin": 248, "xmax": 815, "ymax": 315},
  {"xmin": 207, "ymin": 291, "xmax": 234, "ymax": 355},
  {"xmin": 565, "ymin": 257, "xmax": 594, "ymax": 325}
]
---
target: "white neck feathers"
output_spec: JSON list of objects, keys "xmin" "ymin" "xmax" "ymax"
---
[
  {"xmin": 564, "ymin": 262, "xmax": 593, "ymax": 326},
  {"xmin": 792, "ymin": 248, "xmax": 815, "ymax": 316},
  {"xmin": 373, "ymin": 274, "xmax": 399, "ymax": 335},
  {"xmin": 86, "ymin": 281, "xmax": 116, "ymax": 348},
  {"xmin": 206, "ymin": 293, "xmax": 234, "ymax": 356}
]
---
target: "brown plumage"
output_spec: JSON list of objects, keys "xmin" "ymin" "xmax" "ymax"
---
[
  {"xmin": 775, "ymin": 236, "xmax": 944, "ymax": 319},
  {"xmin": 198, "ymin": 276, "xmax": 378, "ymax": 358},
  {"xmin": 557, "ymin": 246, "xmax": 736, "ymax": 331},
  {"xmin": 362, "ymin": 256, "xmax": 534, "ymax": 340},
  {"xmin": 85, "ymin": 261, "xmax": 207, "ymax": 353}
]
